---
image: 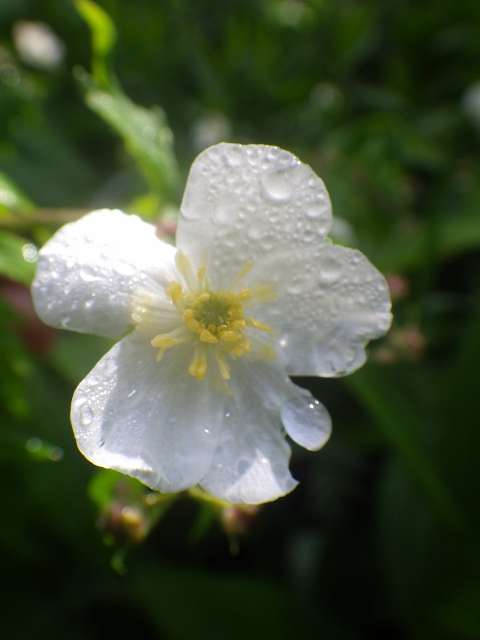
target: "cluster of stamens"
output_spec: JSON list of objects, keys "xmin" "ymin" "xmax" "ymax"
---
[{"xmin": 149, "ymin": 252, "xmax": 275, "ymax": 383}]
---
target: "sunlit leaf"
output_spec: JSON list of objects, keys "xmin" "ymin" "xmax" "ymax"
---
[
  {"xmin": 0, "ymin": 231, "xmax": 36, "ymax": 284},
  {"xmin": 89, "ymin": 469, "xmax": 144, "ymax": 510},
  {"xmin": 82, "ymin": 81, "xmax": 180, "ymax": 200},
  {"xmin": 0, "ymin": 173, "xmax": 34, "ymax": 217},
  {"xmin": 75, "ymin": 0, "xmax": 116, "ymax": 87},
  {"xmin": 346, "ymin": 365, "xmax": 462, "ymax": 528}
]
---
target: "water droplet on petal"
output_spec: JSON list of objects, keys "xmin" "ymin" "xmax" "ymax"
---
[
  {"xmin": 115, "ymin": 261, "xmax": 135, "ymax": 277},
  {"xmin": 79, "ymin": 268, "xmax": 97, "ymax": 282},
  {"xmin": 305, "ymin": 203, "xmax": 326, "ymax": 220},
  {"xmin": 281, "ymin": 393, "xmax": 331, "ymax": 451},
  {"xmin": 80, "ymin": 405, "xmax": 94, "ymax": 427},
  {"xmin": 261, "ymin": 169, "xmax": 294, "ymax": 202},
  {"xmin": 318, "ymin": 257, "xmax": 342, "ymax": 285}
]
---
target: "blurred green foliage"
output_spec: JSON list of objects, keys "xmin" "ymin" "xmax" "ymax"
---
[{"xmin": 1, "ymin": 1, "xmax": 480, "ymax": 638}]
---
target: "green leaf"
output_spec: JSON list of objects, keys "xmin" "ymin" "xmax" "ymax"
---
[
  {"xmin": 376, "ymin": 212, "xmax": 480, "ymax": 272},
  {"xmin": 0, "ymin": 231, "xmax": 36, "ymax": 284},
  {"xmin": 89, "ymin": 469, "xmax": 144, "ymax": 510},
  {"xmin": 346, "ymin": 365, "xmax": 462, "ymax": 528},
  {"xmin": 436, "ymin": 585, "xmax": 480, "ymax": 638},
  {"xmin": 75, "ymin": 0, "xmax": 116, "ymax": 87},
  {"xmin": 83, "ymin": 82, "xmax": 180, "ymax": 200},
  {"xmin": 0, "ymin": 173, "xmax": 34, "ymax": 217},
  {"xmin": 133, "ymin": 566, "xmax": 302, "ymax": 640},
  {"xmin": 48, "ymin": 332, "xmax": 112, "ymax": 384}
]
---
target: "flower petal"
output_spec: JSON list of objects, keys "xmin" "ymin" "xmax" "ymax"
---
[
  {"xmin": 32, "ymin": 209, "xmax": 176, "ymax": 338},
  {"xmin": 249, "ymin": 242, "xmax": 392, "ymax": 376},
  {"xmin": 200, "ymin": 361, "xmax": 299, "ymax": 504},
  {"xmin": 176, "ymin": 143, "xmax": 332, "ymax": 288},
  {"xmin": 71, "ymin": 332, "xmax": 226, "ymax": 492},
  {"xmin": 232, "ymin": 360, "xmax": 332, "ymax": 451}
]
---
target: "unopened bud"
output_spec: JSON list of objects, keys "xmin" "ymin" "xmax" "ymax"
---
[
  {"xmin": 391, "ymin": 325, "xmax": 426, "ymax": 361},
  {"xmin": 98, "ymin": 501, "xmax": 148, "ymax": 544},
  {"xmin": 386, "ymin": 274, "xmax": 410, "ymax": 301},
  {"xmin": 221, "ymin": 505, "xmax": 260, "ymax": 536}
]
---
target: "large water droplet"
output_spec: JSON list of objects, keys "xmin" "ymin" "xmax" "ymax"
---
[
  {"xmin": 80, "ymin": 268, "xmax": 97, "ymax": 283},
  {"xmin": 318, "ymin": 256, "xmax": 342, "ymax": 285},
  {"xmin": 281, "ymin": 393, "xmax": 331, "ymax": 451},
  {"xmin": 261, "ymin": 169, "xmax": 294, "ymax": 202}
]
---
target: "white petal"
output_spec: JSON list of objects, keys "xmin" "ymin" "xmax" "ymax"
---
[
  {"xmin": 200, "ymin": 361, "xmax": 298, "ymax": 504},
  {"xmin": 32, "ymin": 209, "xmax": 176, "ymax": 338},
  {"xmin": 233, "ymin": 360, "xmax": 331, "ymax": 451},
  {"xmin": 281, "ymin": 389, "xmax": 331, "ymax": 451},
  {"xmin": 71, "ymin": 332, "xmax": 226, "ymax": 492},
  {"xmin": 249, "ymin": 242, "xmax": 392, "ymax": 376},
  {"xmin": 176, "ymin": 143, "xmax": 332, "ymax": 288}
]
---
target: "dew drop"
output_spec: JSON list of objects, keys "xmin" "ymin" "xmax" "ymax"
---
[
  {"xmin": 22, "ymin": 243, "xmax": 38, "ymax": 263},
  {"xmin": 79, "ymin": 268, "xmax": 97, "ymax": 282},
  {"xmin": 80, "ymin": 405, "xmax": 94, "ymax": 427},
  {"xmin": 318, "ymin": 257, "xmax": 342, "ymax": 285},
  {"xmin": 247, "ymin": 224, "xmax": 266, "ymax": 240},
  {"xmin": 281, "ymin": 393, "xmax": 331, "ymax": 451},
  {"xmin": 203, "ymin": 427, "xmax": 211, "ymax": 436},
  {"xmin": 115, "ymin": 261, "xmax": 135, "ymax": 276},
  {"xmin": 261, "ymin": 169, "xmax": 293, "ymax": 202},
  {"xmin": 127, "ymin": 389, "xmax": 137, "ymax": 398},
  {"xmin": 224, "ymin": 146, "xmax": 243, "ymax": 167},
  {"xmin": 305, "ymin": 203, "xmax": 327, "ymax": 220}
]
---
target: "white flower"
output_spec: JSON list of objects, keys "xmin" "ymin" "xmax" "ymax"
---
[
  {"xmin": 13, "ymin": 21, "xmax": 65, "ymax": 70},
  {"xmin": 32, "ymin": 143, "xmax": 392, "ymax": 504}
]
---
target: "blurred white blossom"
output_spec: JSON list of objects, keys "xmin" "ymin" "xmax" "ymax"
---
[
  {"xmin": 13, "ymin": 21, "xmax": 65, "ymax": 70},
  {"xmin": 32, "ymin": 143, "xmax": 391, "ymax": 504},
  {"xmin": 462, "ymin": 82, "xmax": 480, "ymax": 129},
  {"xmin": 192, "ymin": 112, "xmax": 231, "ymax": 151}
]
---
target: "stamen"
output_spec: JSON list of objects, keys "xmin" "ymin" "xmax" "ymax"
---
[
  {"xmin": 151, "ymin": 328, "xmax": 187, "ymax": 361},
  {"xmin": 188, "ymin": 347, "xmax": 208, "ymax": 380},
  {"xmin": 151, "ymin": 258, "xmax": 275, "ymax": 382},
  {"xmin": 248, "ymin": 284, "xmax": 277, "ymax": 304},
  {"xmin": 231, "ymin": 261, "xmax": 253, "ymax": 287},
  {"xmin": 197, "ymin": 265, "xmax": 207, "ymax": 290},
  {"xmin": 219, "ymin": 330, "xmax": 241, "ymax": 343},
  {"xmin": 150, "ymin": 335, "xmax": 180, "ymax": 349},
  {"xmin": 237, "ymin": 289, "xmax": 252, "ymax": 301},
  {"xmin": 200, "ymin": 329, "xmax": 218, "ymax": 344},
  {"xmin": 166, "ymin": 282, "xmax": 184, "ymax": 307},
  {"xmin": 215, "ymin": 352, "xmax": 231, "ymax": 380},
  {"xmin": 246, "ymin": 317, "xmax": 272, "ymax": 333},
  {"xmin": 256, "ymin": 344, "xmax": 276, "ymax": 361}
]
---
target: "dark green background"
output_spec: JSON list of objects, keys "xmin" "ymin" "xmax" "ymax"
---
[{"xmin": 1, "ymin": 1, "xmax": 479, "ymax": 638}]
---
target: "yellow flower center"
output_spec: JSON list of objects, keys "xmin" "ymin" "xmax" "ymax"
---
[{"xmin": 150, "ymin": 252, "xmax": 275, "ymax": 384}]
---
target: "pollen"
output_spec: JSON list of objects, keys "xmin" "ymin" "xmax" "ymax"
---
[{"xmin": 150, "ymin": 252, "xmax": 276, "ymax": 383}]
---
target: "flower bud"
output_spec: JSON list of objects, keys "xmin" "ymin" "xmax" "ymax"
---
[{"xmin": 221, "ymin": 505, "xmax": 260, "ymax": 536}]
